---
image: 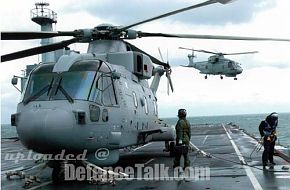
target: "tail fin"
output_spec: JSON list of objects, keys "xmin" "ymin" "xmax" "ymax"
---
[
  {"xmin": 181, "ymin": 53, "xmax": 195, "ymax": 67},
  {"xmin": 187, "ymin": 54, "xmax": 195, "ymax": 66}
]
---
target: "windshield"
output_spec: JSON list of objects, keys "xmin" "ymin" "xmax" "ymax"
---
[
  {"xmin": 23, "ymin": 73, "xmax": 55, "ymax": 102},
  {"xmin": 22, "ymin": 61, "xmax": 118, "ymax": 105},
  {"xmin": 53, "ymin": 71, "xmax": 96, "ymax": 101},
  {"xmin": 23, "ymin": 71, "xmax": 96, "ymax": 103}
]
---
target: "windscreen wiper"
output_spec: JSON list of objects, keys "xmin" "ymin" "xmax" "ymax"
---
[
  {"xmin": 54, "ymin": 78, "xmax": 74, "ymax": 104},
  {"xmin": 58, "ymin": 85, "xmax": 74, "ymax": 103},
  {"xmin": 23, "ymin": 85, "xmax": 50, "ymax": 105}
]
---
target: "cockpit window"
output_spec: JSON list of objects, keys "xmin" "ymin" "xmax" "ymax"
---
[
  {"xmin": 53, "ymin": 71, "xmax": 96, "ymax": 100},
  {"xmin": 89, "ymin": 72, "xmax": 118, "ymax": 106},
  {"xmin": 23, "ymin": 60, "xmax": 117, "ymax": 105},
  {"xmin": 23, "ymin": 73, "xmax": 55, "ymax": 102},
  {"xmin": 23, "ymin": 71, "xmax": 96, "ymax": 103},
  {"xmin": 102, "ymin": 74, "xmax": 117, "ymax": 106},
  {"xmin": 228, "ymin": 61, "xmax": 233, "ymax": 68}
]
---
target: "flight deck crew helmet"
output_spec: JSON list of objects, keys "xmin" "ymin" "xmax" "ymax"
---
[
  {"xmin": 266, "ymin": 112, "xmax": 278, "ymax": 126},
  {"xmin": 269, "ymin": 112, "xmax": 278, "ymax": 121},
  {"xmin": 178, "ymin": 109, "xmax": 187, "ymax": 118}
]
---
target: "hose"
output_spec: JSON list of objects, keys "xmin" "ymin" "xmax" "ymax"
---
[{"xmin": 249, "ymin": 137, "xmax": 263, "ymax": 160}]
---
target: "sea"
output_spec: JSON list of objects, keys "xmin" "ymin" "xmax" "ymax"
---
[
  {"xmin": 1, "ymin": 113, "xmax": 290, "ymax": 147},
  {"xmin": 163, "ymin": 112, "xmax": 290, "ymax": 148}
]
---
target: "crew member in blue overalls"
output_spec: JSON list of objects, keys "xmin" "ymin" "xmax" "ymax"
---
[{"xmin": 259, "ymin": 112, "xmax": 278, "ymax": 168}]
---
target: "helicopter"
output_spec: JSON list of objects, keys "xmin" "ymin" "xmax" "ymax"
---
[
  {"xmin": 2, "ymin": 0, "xmax": 290, "ymax": 185},
  {"xmin": 179, "ymin": 47, "xmax": 258, "ymax": 80}
]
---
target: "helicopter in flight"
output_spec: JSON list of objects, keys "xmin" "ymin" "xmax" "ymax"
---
[
  {"xmin": 179, "ymin": 47, "xmax": 258, "ymax": 80},
  {"xmin": 2, "ymin": 0, "xmax": 290, "ymax": 185}
]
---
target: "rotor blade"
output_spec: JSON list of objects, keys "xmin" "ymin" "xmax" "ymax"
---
[
  {"xmin": 166, "ymin": 49, "xmax": 169, "ymax": 63},
  {"xmin": 1, "ymin": 31, "xmax": 76, "ymax": 40},
  {"xmin": 222, "ymin": 51, "xmax": 259, "ymax": 55},
  {"xmin": 179, "ymin": 47, "xmax": 217, "ymax": 54},
  {"xmin": 139, "ymin": 32, "xmax": 290, "ymax": 42},
  {"xmin": 167, "ymin": 72, "xmax": 174, "ymax": 93},
  {"xmin": 167, "ymin": 77, "xmax": 169, "ymax": 95},
  {"xmin": 158, "ymin": 47, "xmax": 164, "ymax": 62},
  {"xmin": 179, "ymin": 47, "xmax": 194, "ymax": 51},
  {"xmin": 1, "ymin": 38, "xmax": 78, "ymax": 62},
  {"xmin": 180, "ymin": 48, "xmax": 259, "ymax": 55},
  {"xmin": 124, "ymin": 42, "xmax": 169, "ymax": 68},
  {"xmin": 120, "ymin": 0, "xmax": 232, "ymax": 31}
]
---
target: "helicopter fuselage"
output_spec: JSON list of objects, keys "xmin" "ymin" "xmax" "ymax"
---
[
  {"xmin": 12, "ymin": 40, "xmax": 175, "ymax": 166},
  {"xmin": 187, "ymin": 54, "xmax": 243, "ymax": 77}
]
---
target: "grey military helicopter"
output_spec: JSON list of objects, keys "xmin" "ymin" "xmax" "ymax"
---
[
  {"xmin": 179, "ymin": 47, "xmax": 258, "ymax": 80},
  {"xmin": 2, "ymin": 0, "xmax": 290, "ymax": 185}
]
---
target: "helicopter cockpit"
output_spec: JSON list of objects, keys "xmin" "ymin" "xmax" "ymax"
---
[
  {"xmin": 21, "ymin": 60, "xmax": 117, "ymax": 106},
  {"xmin": 226, "ymin": 60, "xmax": 243, "ymax": 74},
  {"xmin": 227, "ymin": 61, "xmax": 235, "ymax": 69}
]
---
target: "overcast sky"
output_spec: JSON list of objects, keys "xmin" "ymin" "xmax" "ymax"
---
[{"xmin": 1, "ymin": 0, "xmax": 290, "ymax": 123}]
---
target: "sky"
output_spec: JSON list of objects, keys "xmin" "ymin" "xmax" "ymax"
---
[{"xmin": 1, "ymin": 0, "xmax": 290, "ymax": 123}]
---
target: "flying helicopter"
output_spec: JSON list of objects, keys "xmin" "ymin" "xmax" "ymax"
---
[
  {"xmin": 2, "ymin": 0, "xmax": 290, "ymax": 185},
  {"xmin": 179, "ymin": 47, "xmax": 258, "ymax": 80}
]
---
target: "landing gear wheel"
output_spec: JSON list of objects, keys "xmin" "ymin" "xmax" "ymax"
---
[
  {"xmin": 220, "ymin": 76, "xmax": 223, "ymax": 79},
  {"xmin": 205, "ymin": 75, "xmax": 207, "ymax": 79},
  {"xmin": 169, "ymin": 141, "xmax": 175, "ymax": 157},
  {"xmin": 234, "ymin": 77, "xmax": 237, "ymax": 80},
  {"xmin": 52, "ymin": 166, "xmax": 65, "ymax": 184}
]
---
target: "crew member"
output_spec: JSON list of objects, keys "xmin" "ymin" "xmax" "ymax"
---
[
  {"xmin": 259, "ymin": 112, "xmax": 278, "ymax": 168},
  {"xmin": 174, "ymin": 109, "xmax": 191, "ymax": 169}
]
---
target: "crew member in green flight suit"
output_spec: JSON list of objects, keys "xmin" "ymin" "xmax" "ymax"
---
[{"xmin": 174, "ymin": 109, "xmax": 191, "ymax": 169}]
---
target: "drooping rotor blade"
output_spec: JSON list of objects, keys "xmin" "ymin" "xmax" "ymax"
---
[
  {"xmin": 139, "ymin": 32, "xmax": 290, "ymax": 42},
  {"xmin": 1, "ymin": 38, "xmax": 78, "ymax": 62},
  {"xmin": 125, "ymin": 42, "xmax": 169, "ymax": 68},
  {"xmin": 1, "ymin": 31, "xmax": 77, "ymax": 40},
  {"xmin": 126, "ymin": 42, "xmax": 174, "ymax": 94},
  {"xmin": 120, "ymin": 0, "xmax": 233, "ymax": 31}
]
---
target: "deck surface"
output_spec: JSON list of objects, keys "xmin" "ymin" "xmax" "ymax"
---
[{"xmin": 1, "ymin": 123, "xmax": 290, "ymax": 190}]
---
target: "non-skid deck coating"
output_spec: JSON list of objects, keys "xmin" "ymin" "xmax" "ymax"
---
[{"xmin": 1, "ymin": 124, "xmax": 290, "ymax": 190}]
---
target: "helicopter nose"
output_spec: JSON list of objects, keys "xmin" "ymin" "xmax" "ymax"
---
[
  {"xmin": 237, "ymin": 67, "xmax": 243, "ymax": 74},
  {"xmin": 17, "ymin": 108, "xmax": 75, "ymax": 153}
]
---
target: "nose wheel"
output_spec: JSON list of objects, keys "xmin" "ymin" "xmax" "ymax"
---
[
  {"xmin": 220, "ymin": 75, "xmax": 223, "ymax": 80},
  {"xmin": 205, "ymin": 75, "xmax": 207, "ymax": 79}
]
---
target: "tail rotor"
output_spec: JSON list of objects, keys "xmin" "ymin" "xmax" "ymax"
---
[{"xmin": 158, "ymin": 48, "xmax": 174, "ymax": 95}]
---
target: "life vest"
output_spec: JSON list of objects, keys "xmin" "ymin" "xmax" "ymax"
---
[
  {"xmin": 263, "ymin": 120, "xmax": 277, "ymax": 141},
  {"xmin": 263, "ymin": 120, "xmax": 276, "ymax": 135}
]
